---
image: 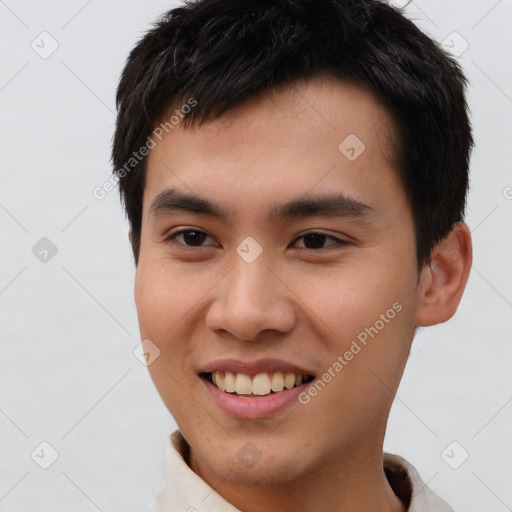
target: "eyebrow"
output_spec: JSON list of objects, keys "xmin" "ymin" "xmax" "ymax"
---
[{"xmin": 149, "ymin": 187, "xmax": 376, "ymax": 223}]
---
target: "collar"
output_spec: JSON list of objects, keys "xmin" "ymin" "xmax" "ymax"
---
[{"xmin": 148, "ymin": 430, "xmax": 454, "ymax": 512}]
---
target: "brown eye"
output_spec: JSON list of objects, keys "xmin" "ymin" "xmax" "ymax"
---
[
  {"xmin": 165, "ymin": 229, "xmax": 217, "ymax": 247},
  {"xmin": 293, "ymin": 232, "xmax": 347, "ymax": 250}
]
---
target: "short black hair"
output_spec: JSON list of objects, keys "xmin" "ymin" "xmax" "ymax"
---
[{"xmin": 113, "ymin": 0, "xmax": 473, "ymax": 268}]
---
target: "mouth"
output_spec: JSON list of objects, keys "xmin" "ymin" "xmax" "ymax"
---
[{"xmin": 200, "ymin": 371, "xmax": 315, "ymax": 397}]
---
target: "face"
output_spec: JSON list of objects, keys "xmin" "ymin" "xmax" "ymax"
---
[{"xmin": 135, "ymin": 77, "xmax": 422, "ymax": 487}]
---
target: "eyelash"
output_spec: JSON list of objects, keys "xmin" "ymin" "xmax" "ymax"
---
[{"xmin": 164, "ymin": 229, "xmax": 349, "ymax": 251}]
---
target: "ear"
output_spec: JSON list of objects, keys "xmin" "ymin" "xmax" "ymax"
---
[{"xmin": 415, "ymin": 222, "xmax": 472, "ymax": 326}]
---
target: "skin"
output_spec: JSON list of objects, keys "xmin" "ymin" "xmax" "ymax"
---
[{"xmin": 133, "ymin": 76, "xmax": 472, "ymax": 512}]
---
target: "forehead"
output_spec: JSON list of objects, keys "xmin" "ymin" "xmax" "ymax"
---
[{"xmin": 143, "ymin": 76, "xmax": 405, "ymax": 222}]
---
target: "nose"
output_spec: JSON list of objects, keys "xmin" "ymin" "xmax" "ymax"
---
[{"xmin": 205, "ymin": 256, "xmax": 297, "ymax": 342}]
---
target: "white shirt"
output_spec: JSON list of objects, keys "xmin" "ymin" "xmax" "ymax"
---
[{"xmin": 148, "ymin": 430, "xmax": 455, "ymax": 512}]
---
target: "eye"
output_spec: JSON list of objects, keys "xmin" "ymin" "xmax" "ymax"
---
[
  {"xmin": 164, "ymin": 229, "xmax": 348, "ymax": 251},
  {"xmin": 165, "ymin": 229, "xmax": 218, "ymax": 248},
  {"xmin": 291, "ymin": 232, "xmax": 348, "ymax": 250}
]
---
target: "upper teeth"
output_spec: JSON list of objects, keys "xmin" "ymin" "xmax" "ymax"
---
[{"xmin": 212, "ymin": 371, "xmax": 306, "ymax": 396}]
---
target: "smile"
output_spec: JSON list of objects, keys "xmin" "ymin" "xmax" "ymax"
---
[{"xmin": 201, "ymin": 371, "xmax": 315, "ymax": 397}]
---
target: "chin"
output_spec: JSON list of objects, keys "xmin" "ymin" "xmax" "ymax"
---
[
  {"xmin": 223, "ymin": 462, "xmax": 302, "ymax": 486},
  {"xmin": 203, "ymin": 446, "xmax": 311, "ymax": 487}
]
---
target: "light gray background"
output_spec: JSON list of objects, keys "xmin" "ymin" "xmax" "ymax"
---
[{"xmin": 1, "ymin": 0, "xmax": 511, "ymax": 510}]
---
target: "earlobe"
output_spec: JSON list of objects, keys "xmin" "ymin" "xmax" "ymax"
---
[{"xmin": 415, "ymin": 222, "xmax": 472, "ymax": 327}]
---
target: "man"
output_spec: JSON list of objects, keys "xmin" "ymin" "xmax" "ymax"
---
[{"xmin": 112, "ymin": 0, "xmax": 473, "ymax": 510}]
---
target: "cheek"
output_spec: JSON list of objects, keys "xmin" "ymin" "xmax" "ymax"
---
[
  {"xmin": 301, "ymin": 266, "xmax": 416, "ymax": 404},
  {"xmin": 134, "ymin": 260, "xmax": 209, "ymax": 339},
  {"xmin": 295, "ymin": 273, "xmax": 414, "ymax": 441},
  {"xmin": 134, "ymin": 263, "xmax": 194, "ymax": 388},
  {"xmin": 134, "ymin": 262, "xmax": 209, "ymax": 419},
  {"xmin": 292, "ymin": 264, "xmax": 410, "ymax": 342},
  {"xmin": 292, "ymin": 262, "xmax": 417, "ymax": 396}
]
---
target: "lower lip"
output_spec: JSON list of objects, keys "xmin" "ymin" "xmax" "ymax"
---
[{"xmin": 200, "ymin": 376, "xmax": 309, "ymax": 419}]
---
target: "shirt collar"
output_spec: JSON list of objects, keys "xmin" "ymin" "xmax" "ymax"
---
[{"xmin": 148, "ymin": 429, "xmax": 454, "ymax": 512}]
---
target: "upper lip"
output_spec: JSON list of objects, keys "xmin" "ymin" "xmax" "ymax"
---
[{"xmin": 199, "ymin": 358, "xmax": 315, "ymax": 377}]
